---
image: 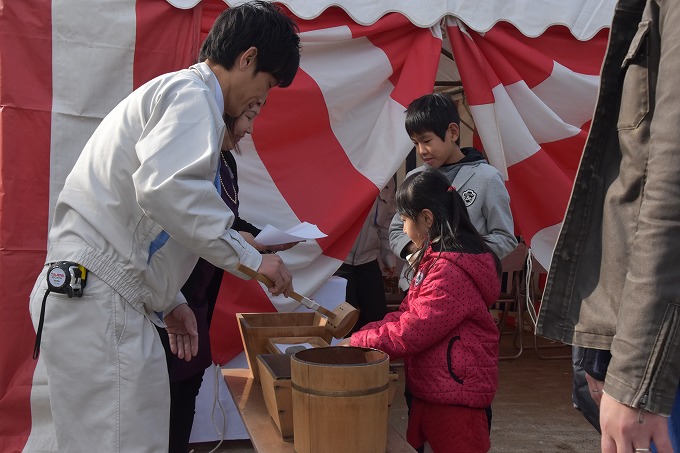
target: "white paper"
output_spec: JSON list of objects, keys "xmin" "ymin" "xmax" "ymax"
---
[
  {"xmin": 255, "ymin": 222, "xmax": 327, "ymax": 246},
  {"xmin": 273, "ymin": 342, "xmax": 315, "ymax": 354}
]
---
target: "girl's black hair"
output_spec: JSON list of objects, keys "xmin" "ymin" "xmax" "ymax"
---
[
  {"xmin": 396, "ymin": 169, "xmax": 501, "ymax": 281},
  {"xmin": 199, "ymin": 1, "xmax": 301, "ymax": 88}
]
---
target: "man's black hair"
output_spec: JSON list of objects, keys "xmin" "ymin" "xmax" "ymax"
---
[
  {"xmin": 405, "ymin": 92, "xmax": 461, "ymax": 142},
  {"xmin": 199, "ymin": 1, "xmax": 301, "ymax": 87}
]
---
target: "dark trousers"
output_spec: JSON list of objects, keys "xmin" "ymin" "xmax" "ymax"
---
[
  {"xmin": 336, "ymin": 259, "xmax": 387, "ymax": 332},
  {"xmin": 158, "ymin": 325, "xmax": 206, "ymax": 453},
  {"xmin": 167, "ymin": 372, "xmax": 205, "ymax": 453}
]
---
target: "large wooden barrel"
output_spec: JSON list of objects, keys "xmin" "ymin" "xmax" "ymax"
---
[{"xmin": 291, "ymin": 346, "xmax": 390, "ymax": 453}]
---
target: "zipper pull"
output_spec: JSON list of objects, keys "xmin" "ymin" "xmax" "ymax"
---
[{"xmin": 637, "ymin": 393, "xmax": 648, "ymax": 424}]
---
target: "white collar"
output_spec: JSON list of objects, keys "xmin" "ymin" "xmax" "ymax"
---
[
  {"xmin": 208, "ymin": 69, "xmax": 224, "ymax": 116},
  {"xmin": 190, "ymin": 62, "xmax": 224, "ymax": 116}
]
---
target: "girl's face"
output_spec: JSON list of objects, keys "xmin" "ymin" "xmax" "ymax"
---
[
  {"xmin": 222, "ymin": 103, "xmax": 262, "ymax": 151},
  {"xmin": 401, "ymin": 212, "xmax": 429, "ymax": 248}
]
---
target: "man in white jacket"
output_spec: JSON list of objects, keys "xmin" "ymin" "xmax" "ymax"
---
[{"xmin": 28, "ymin": 3, "xmax": 300, "ymax": 452}]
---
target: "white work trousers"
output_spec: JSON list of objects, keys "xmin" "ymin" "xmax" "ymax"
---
[{"xmin": 29, "ymin": 266, "xmax": 169, "ymax": 452}]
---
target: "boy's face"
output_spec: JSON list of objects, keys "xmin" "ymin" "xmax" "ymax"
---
[{"xmin": 410, "ymin": 123, "xmax": 461, "ymax": 168}]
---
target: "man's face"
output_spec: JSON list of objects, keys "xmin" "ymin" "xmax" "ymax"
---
[
  {"xmin": 223, "ymin": 49, "xmax": 278, "ymax": 118},
  {"xmin": 225, "ymin": 70, "xmax": 277, "ymax": 118}
]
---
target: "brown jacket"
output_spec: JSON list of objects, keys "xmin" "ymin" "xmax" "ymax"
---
[{"xmin": 537, "ymin": 0, "xmax": 680, "ymax": 416}]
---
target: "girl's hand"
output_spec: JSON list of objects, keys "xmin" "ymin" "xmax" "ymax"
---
[{"xmin": 336, "ymin": 338, "xmax": 352, "ymax": 347}]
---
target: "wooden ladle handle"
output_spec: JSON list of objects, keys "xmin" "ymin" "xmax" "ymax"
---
[{"xmin": 236, "ymin": 263, "xmax": 336, "ymax": 319}]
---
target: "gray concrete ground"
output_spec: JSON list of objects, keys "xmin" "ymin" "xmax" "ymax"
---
[{"xmin": 190, "ymin": 331, "xmax": 601, "ymax": 453}]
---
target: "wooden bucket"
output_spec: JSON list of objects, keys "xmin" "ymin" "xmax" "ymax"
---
[{"xmin": 291, "ymin": 346, "xmax": 390, "ymax": 453}]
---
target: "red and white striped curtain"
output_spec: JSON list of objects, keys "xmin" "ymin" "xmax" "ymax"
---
[
  {"xmin": 446, "ymin": 19, "xmax": 609, "ymax": 269},
  {"xmin": 0, "ymin": 0, "xmax": 615, "ymax": 449}
]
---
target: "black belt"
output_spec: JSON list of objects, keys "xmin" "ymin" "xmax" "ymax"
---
[{"xmin": 33, "ymin": 262, "xmax": 87, "ymax": 359}]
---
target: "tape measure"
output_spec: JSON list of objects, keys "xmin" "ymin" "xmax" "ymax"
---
[{"xmin": 47, "ymin": 261, "xmax": 87, "ymax": 298}]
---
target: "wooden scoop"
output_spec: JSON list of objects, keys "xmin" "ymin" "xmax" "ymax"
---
[{"xmin": 237, "ymin": 264, "xmax": 359, "ymax": 339}]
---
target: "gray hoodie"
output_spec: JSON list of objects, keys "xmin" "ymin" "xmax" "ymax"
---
[{"xmin": 389, "ymin": 148, "xmax": 517, "ymax": 289}]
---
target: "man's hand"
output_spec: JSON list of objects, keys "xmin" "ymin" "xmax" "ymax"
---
[
  {"xmin": 600, "ymin": 392, "xmax": 673, "ymax": 453},
  {"xmin": 258, "ymin": 253, "xmax": 293, "ymax": 297},
  {"xmin": 164, "ymin": 304, "xmax": 198, "ymax": 362},
  {"xmin": 383, "ymin": 266, "xmax": 396, "ymax": 279},
  {"xmin": 586, "ymin": 373, "xmax": 605, "ymax": 406}
]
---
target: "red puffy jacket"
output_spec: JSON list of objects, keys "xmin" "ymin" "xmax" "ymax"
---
[{"xmin": 350, "ymin": 247, "xmax": 500, "ymax": 408}]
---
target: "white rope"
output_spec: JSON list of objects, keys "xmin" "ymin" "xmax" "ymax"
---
[
  {"xmin": 524, "ymin": 247, "xmax": 539, "ymax": 331},
  {"xmin": 206, "ymin": 363, "xmax": 227, "ymax": 453}
]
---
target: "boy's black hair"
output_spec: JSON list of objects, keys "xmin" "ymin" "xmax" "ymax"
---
[
  {"xmin": 405, "ymin": 92, "xmax": 461, "ymax": 142},
  {"xmin": 396, "ymin": 169, "xmax": 501, "ymax": 280},
  {"xmin": 199, "ymin": 1, "xmax": 301, "ymax": 88}
]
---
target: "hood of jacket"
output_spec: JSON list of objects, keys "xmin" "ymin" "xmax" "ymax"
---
[{"xmin": 417, "ymin": 246, "xmax": 500, "ymax": 307}]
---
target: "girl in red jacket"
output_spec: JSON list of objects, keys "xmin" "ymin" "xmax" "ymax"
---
[{"xmin": 343, "ymin": 168, "xmax": 502, "ymax": 453}]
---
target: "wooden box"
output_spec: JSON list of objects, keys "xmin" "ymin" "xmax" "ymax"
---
[
  {"xmin": 257, "ymin": 354, "xmax": 294, "ymax": 439},
  {"xmin": 266, "ymin": 336, "xmax": 330, "ymax": 355},
  {"xmin": 237, "ymin": 312, "xmax": 333, "ymax": 381}
]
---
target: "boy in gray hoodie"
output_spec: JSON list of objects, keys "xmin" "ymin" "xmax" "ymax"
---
[{"xmin": 389, "ymin": 92, "xmax": 517, "ymax": 291}]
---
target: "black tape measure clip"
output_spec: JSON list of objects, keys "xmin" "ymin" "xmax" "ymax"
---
[{"xmin": 46, "ymin": 261, "xmax": 86, "ymax": 298}]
